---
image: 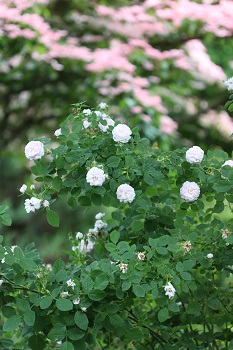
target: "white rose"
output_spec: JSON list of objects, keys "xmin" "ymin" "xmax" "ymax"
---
[
  {"xmin": 94, "ymin": 219, "xmax": 107, "ymax": 230},
  {"xmin": 164, "ymin": 282, "xmax": 176, "ymax": 299},
  {"xmin": 76, "ymin": 232, "xmax": 84, "ymax": 239},
  {"xmin": 19, "ymin": 184, "xmax": 27, "ymax": 194},
  {"xmin": 112, "ymin": 124, "xmax": 132, "ymax": 143},
  {"xmin": 95, "ymin": 212, "xmax": 105, "ymax": 220},
  {"xmin": 79, "ymin": 239, "xmax": 94, "ymax": 254},
  {"xmin": 180, "ymin": 181, "xmax": 200, "ymax": 202},
  {"xmin": 224, "ymin": 77, "xmax": 233, "ymax": 91},
  {"xmin": 99, "ymin": 102, "xmax": 108, "ymax": 109},
  {"xmin": 207, "ymin": 253, "xmax": 213, "ymax": 259},
  {"xmin": 54, "ymin": 128, "xmax": 62, "ymax": 137},
  {"xmin": 24, "ymin": 197, "xmax": 41, "ymax": 213},
  {"xmin": 116, "ymin": 184, "xmax": 135, "ymax": 203},
  {"xmin": 98, "ymin": 116, "xmax": 115, "ymax": 132},
  {"xmin": 42, "ymin": 200, "xmax": 50, "ymax": 207},
  {"xmin": 83, "ymin": 119, "xmax": 91, "ymax": 129},
  {"xmin": 25, "ymin": 141, "xmax": 44, "ymax": 160},
  {"xmin": 185, "ymin": 146, "xmax": 204, "ymax": 164},
  {"xmin": 86, "ymin": 167, "xmax": 106, "ymax": 186},
  {"xmin": 222, "ymin": 160, "xmax": 233, "ymax": 167},
  {"xmin": 83, "ymin": 109, "xmax": 92, "ymax": 116}
]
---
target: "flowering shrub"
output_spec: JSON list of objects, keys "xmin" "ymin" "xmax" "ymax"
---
[{"xmin": 1, "ymin": 95, "xmax": 233, "ymax": 349}]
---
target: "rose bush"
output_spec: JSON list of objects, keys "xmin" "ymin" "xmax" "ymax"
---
[{"xmin": 0, "ymin": 92, "xmax": 233, "ymax": 349}]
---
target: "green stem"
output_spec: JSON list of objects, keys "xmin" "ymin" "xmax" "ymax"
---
[{"xmin": 1, "ymin": 274, "xmax": 45, "ymax": 295}]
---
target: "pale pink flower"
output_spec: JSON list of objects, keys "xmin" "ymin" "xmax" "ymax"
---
[
  {"xmin": 25, "ymin": 141, "xmax": 44, "ymax": 160},
  {"xmin": 185, "ymin": 146, "xmax": 204, "ymax": 164},
  {"xmin": 180, "ymin": 181, "xmax": 200, "ymax": 202},
  {"xmin": 116, "ymin": 184, "xmax": 135, "ymax": 203},
  {"xmin": 86, "ymin": 167, "xmax": 106, "ymax": 186},
  {"xmin": 160, "ymin": 115, "xmax": 178, "ymax": 135},
  {"xmin": 112, "ymin": 124, "xmax": 132, "ymax": 143}
]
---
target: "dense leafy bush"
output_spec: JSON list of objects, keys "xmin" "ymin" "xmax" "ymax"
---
[{"xmin": 0, "ymin": 92, "xmax": 233, "ymax": 349}]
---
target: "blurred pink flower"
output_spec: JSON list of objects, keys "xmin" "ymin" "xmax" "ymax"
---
[{"xmin": 160, "ymin": 115, "xmax": 178, "ymax": 135}]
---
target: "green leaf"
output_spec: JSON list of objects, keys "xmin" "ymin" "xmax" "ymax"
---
[
  {"xmin": 53, "ymin": 176, "xmax": 62, "ymax": 192},
  {"xmin": 88, "ymin": 290, "xmax": 106, "ymax": 301},
  {"xmin": 48, "ymin": 324, "xmax": 66, "ymax": 341},
  {"xmin": 60, "ymin": 341, "xmax": 75, "ymax": 350},
  {"xmin": 24, "ymin": 310, "xmax": 35, "ymax": 326},
  {"xmin": 19, "ymin": 258, "xmax": 38, "ymax": 272},
  {"xmin": 110, "ymin": 230, "xmax": 120, "ymax": 244},
  {"xmin": 78, "ymin": 196, "xmax": 91, "ymax": 206},
  {"xmin": 56, "ymin": 298, "xmax": 73, "ymax": 311},
  {"xmin": 16, "ymin": 299, "xmax": 30, "ymax": 312},
  {"xmin": 67, "ymin": 328, "xmax": 85, "ymax": 341},
  {"xmin": 133, "ymin": 284, "xmax": 146, "ymax": 297},
  {"xmin": 0, "ymin": 213, "xmax": 12, "ymax": 226},
  {"xmin": 158, "ymin": 308, "xmax": 169, "ymax": 322},
  {"xmin": 40, "ymin": 296, "xmax": 53, "ymax": 309},
  {"xmin": 74, "ymin": 311, "xmax": 89, "ymax": 330},
  {"xmin": 180, "ymin": 272, "xmax": 192, "ymax": 281},
  {"xmin": 28, "ymin": 334, "xmax": 46, "ymax": 350},
  {"xmin": 122, "ymin": 280, "xmax": 131, "ymax": 291},
  {"xmin": 107, "ymin": 156, "xmax": 120, "ymax": 168},
  {"xmin": 3, "ymin": 315, "xmax": 21, "ymax": 331},
  {"xmin": 128, "ymin": 327, "xmax": 144, "ymax": 341},
  {"xmin": 0, "ymin": 205, "xmax": 9, "ymax": 215},
  {"xmin": 94, "ymin": 274, "xmax": 109, "ymax": 290},
  {"xmin": 213, "ymin": 181, "xmax": 231, "ymax": 193},
  {"xmin": 82, "ymin": 276, "xmax": 94, "ymax": 293},
  {"xmin": 46, "ymin": 209, "xmax": 60, "ymax": 227},
  {"xmin": 228, "ymin": 103, "xmax": 233, "ymax": 112},
  {"xmin": 109, "ymin": 314, "xmax": 124, "ymax": 327}
]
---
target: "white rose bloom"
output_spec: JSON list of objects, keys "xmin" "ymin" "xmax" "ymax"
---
[
  {"xmin": 25, "ymin": 141, "xmax": 44, "ymax": 160},
  {"xmin": 86, "ymin": 167, "xmax": 106, "ymax": 186},
  {"xmin": 83, "ymin": 119, "xmax": 91, "ymax": 129},
  {"xmin": 222, "ymin": 160, "xmax": 233, "ymax": 167},
  {"xmin": 95, "ymin": 110, "xmax": 102, "ymax": 117},
  {"xmin": 116, "ymin": 184, "xmax": 135, "ymax": 203},
  {"xmin": 54, "ymin": 128, "xmax": 62, "ymax": 137},
  {"xmin": 66, "ymin": 279, "xmax": 76, "ymax": 289},
  {"xmin": 72, "ymin": 246, "xmax": 79, "ymax": 251},
  {"xmin": 95, "ymin": 213, "xmax": 105, "ymax": 220},
  {"xmin": 164, "ymin": 282, "xmax": 176, "ymax": 299},
  {"xmin": 87, "ymin": 228, "xmax": 98, "ymax": 237},
  {"xmin": 207, "ymin": 253, "xmax": 213, "ymax": 259},
  {"xmin": 180, "ymin": 181, "xmax": 200, "ymax": 202},
  {"xmin": 24, "ymin": 197, "xmax": 41, "ymax": 213},
  {"xmin": 94, "ymin": 219, "xmax": 107, "ymax": 230},
  {"xmin": 73, "ymin": 298, "xmax": 80, "ymax": 305},
  {"xmin": 83, "ymin": 109, "xmax": 92, "ymax": 116},
  {"xmin": 78, "ymin": 238, "xmax": 94, "ymax": 254},
  {"xmin": 98, "ymin": 116, "xmax": 115, "ymax": 132},
  {"xmin": 42, "ymin": 200, "xmax": 50, "ymax": 207},
  {"xmin": 99, "ymin": 102, "xmax": 108, "ymax": 109},
  {"xmin": 119, "ymin": 263, "xmax": 128, "ymax": 274},
  {"xmin": 76, "ymin": 232, "xmax": 84, "ymax": 239},
  {"xmin": 224, "ymin": 77, "xmax": 233, "ymax": 91},
  {"xmin": 185, "ymin": 146, "xmax": 204, "ymax": 164},
  {"xmin": 112, "ymin": 124, "xmax": 132, "ymax": 143},
  {"xmin": 19, "ymin": 184, "xmax": 27, "ymax": 194}
]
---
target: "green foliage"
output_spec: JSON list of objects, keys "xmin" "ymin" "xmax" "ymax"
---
[{"xmin": 1, "ymin": 100, "xmax": 233, "ymax": 349}]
